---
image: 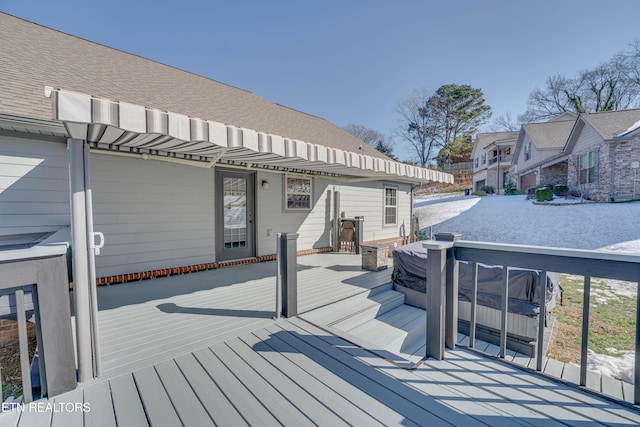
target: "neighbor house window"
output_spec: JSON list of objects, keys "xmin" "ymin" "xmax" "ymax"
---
[
  {"xmin": 524, "ymin": 142, "xmax": 531, "ymax": 161},
  {"xmin": 475, "ymin": 157, "xmax": 479, "ymax": 167},
  {"xmin": 384, "ymin": 187, "xmax": 397, "ymax": 225},
  {"xmin": 481, "ymin": 153, "xmax": 486, "ymax": 164},
  {"xmin": 579, "ymin": 151, "xmax": 597, "ymax": 184},
  {"xmin": 286, "ymin": 176, "xmax": 312, "ymax": 209}
]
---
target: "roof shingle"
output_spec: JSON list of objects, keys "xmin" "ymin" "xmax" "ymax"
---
[{"xmin": 0, "ymin": 12, "xmax": 388, "ymax": 160}]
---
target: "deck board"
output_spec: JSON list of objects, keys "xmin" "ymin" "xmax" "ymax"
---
[
  {"xmin": 241, "ymin": 329, "xmax": 386, "ymax": 426},
  {"xmin": 191, "ymin": 347, "xmax": 281, "ymax": 427},
  {"xmin": 82, "ymin": 381, "xmax": 116, "ymax": 427},
  {"xmin": 50, "ymin": 387, "xmax": 84, "ymax": 427},
  {"xmin": 173, "ymin": 353, "xmax": 248, "ymax": 427},
  {"xmin": 96, "ymin": 253, "xmax": 392, "ymax": 376},
  {"xmin": 6, "ymin": 317, "xmax": 640, "ymax": 427},
  {"xmin": 223, "ymin": 336, "xmax": 348, "ymax": 426},
  {"xmin": 108, "ymin": 374, "xmax": 149, "ymax": 427},
  {"xmin": 5, "ymin": 253, "xmax": 640, "ymax": 426},
  {"xmin": 154, "ymin": 359, "xmax": 215, "ymax": 427},
  {"xmin": 132, "ymin": 366, "xmax": 182, "ymax": 427},
  {"xmin": 248, "ymin": 327, "xmax": 411, "ymax": 426}
]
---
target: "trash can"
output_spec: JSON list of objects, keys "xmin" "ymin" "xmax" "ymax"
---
[
  {"xmin": 464, "ymin": 188, "xmax": 470, "ymax": 196},
  {"xmin": 361, "ymin": 244, "xmax": 389, "ymax": 271}
]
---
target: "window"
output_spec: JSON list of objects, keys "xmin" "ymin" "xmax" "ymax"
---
[
  {"xmin": 524, "ymin": 142, "xmax": 531, "ymax": 161},
  {"xmin": 286, "ymin": 176, "xmax": 312, "ymax": 209},
  {"xmin": 579, "ymin": 151, "xmax": 597, "ymax": 184},
  {"xmin": 475, "ymin": 157, "xmax": 479, "ymax": 167},
  {"xmin": 481, "ymin": 153, "xmax": 487, "ymax": 165},
  {"xmin": 384, "ymin": 187, "xmax": 397, "ymax": 225}
]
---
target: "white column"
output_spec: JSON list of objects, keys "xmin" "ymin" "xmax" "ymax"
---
[{"xmin": 69, "ymin": 138, "xmax": 92, "ymax": 382}]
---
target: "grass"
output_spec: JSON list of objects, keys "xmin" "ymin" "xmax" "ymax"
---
[
  {"xmin": 0, "ymin": 322, "xmax": 37, "ymax": 401},
  {"xmin": 547, "ymin": 274, "xmax": 637, "ymax": 364}
]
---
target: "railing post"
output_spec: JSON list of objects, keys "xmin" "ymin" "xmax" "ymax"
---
[
  {"xmin": 435, "ymin": 233, "xmax": 461, "ymax": 349},
  {"xmin": 278, "ymin": 232, "xmax": 299, "ymax": 318},
  {"xmin": 536, "ymin": 271, "xmax": 548, "ymax": 372},
  {"xmin": 634, "ymin": 279, "xmax": 640, "ymax": 405},
  {"xmin": 333, "ymin": 191, "xmax": 340, "ymax": 252},
  {"xmin": 499, "ymin": 265, "xmax": 509, "ymax": 359},
  {"xmin": 579, "ymin": 276, "xmax": 591, "ymax": 381},
  {"xmin": 469, "ymin": 262, "xmax": 478, "ymax": 349},
  {"xmin": 423, "ymin": 240, "xmax": 454, "ymax": 360},
  {"xmin": 354, "ymin": 216, "xmax": 364, "ymax": 255}
]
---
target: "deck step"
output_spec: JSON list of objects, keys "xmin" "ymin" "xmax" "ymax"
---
[
  {"xmin": 300, "ymin": 284, "xmax": 399, "ymax": 327},
  {"xmin": 338, "ymin": 304, "xmax": 427, "ymax": 360}
]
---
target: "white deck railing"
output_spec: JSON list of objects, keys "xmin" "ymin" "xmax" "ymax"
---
[{"xmin": 422, "ymin": 238, "xmax": 640, "ymax": 404}]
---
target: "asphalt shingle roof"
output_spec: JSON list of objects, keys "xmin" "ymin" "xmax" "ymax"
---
[
  {"xmin": 476, "ymin": 131, "xmax": 519, "ymax": 149},
  {"xmin": 0, "ymin": 12, "xmax": 388, "ymax": 160},
  {"xmin": 521, "ymin": 120, "xmax": 575, "ymax": 150},
  {"xmin": 581, "ymin": 109, "xmax": 640, "ymax": 140}
]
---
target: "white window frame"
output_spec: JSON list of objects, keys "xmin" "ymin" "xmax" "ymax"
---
[
  {"xmin": 383, "ymin": 186, "xmax": 398, "ymax": 226},
  {"xmin": 284, "ymin": 174, "xmax": 312, "ymax": 210},
  {"xmin": 481, "ymin": 153, "xmax": 487, "ymax": 165},
  {"xmin": 579, "ymin": 151, "xmax": 597, "ymax": 184}
]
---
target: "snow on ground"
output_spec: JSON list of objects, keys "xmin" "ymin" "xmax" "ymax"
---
[
  {"xmin": 414, "ymin": 195, "xmax": 640, "ymax": 383},
  {"xmin": 415, "ymin": 194, "xmax": 640, "ymax": 252}
]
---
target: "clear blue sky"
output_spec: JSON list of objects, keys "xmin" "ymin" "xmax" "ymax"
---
[{"xmin": 3, "ymin": 1, "xmax": 640, "ymax": 160}]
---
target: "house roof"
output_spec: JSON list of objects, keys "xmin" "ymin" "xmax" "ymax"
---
[
  {"xmin": 520, "ymin": 120, "xmax": 576, "ymax": 150},
  {"xmin": 0, "ymin": 13, "xmax": 380, "ymax": 158},
  {"xmin": 476, "ymin": 131, "xmax": 519, "ymax": 149},
  {"xmin": 0, "ymin": 12, "xmax": 452, "ymax": 184},
  {"xmin": 580, "ymin": 109, "xmax": 640, "ymax": 140},
  {"xmin": 564, "ymin": 109, "xmax": 640, "ymax": 154}
]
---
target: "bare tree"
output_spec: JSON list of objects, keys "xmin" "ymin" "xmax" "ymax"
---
[
  {"xmin": 488, "ymin": 111, "xmax": 520, "ymax": 131},
  {"xmin": 394, "ymin": 87, "xmax": 440, "ymax": 167},
  {"xmin": 520, "ymin": 46, "xmax": 640, "ymax": 122},
  {"xmin": 395, "ymin": 85, "xmax": 491, "ymax": 167},
  {"xmin": 343, "ymin": 124, "xmax": 397, "ymax": 160}
]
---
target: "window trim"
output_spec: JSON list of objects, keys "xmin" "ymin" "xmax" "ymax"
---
[
  {"xmin": 481, "ymin": 153, "xmax": 487, "ymax": 165},
  {"xmin": 383, "ymin": 186, "xmax": 398, "ymax": 226},
  {"xmin": 284, "ymin": 174, "xmax": 313, "ymax": 211},
  {"xmin": 578, "ymin": 150, "xmax": 597, "ymax": 184}
]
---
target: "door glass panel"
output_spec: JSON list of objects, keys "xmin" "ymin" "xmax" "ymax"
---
[{"xmin": 223, "ymin": 177, "xmax": 247, "ymax": 249}]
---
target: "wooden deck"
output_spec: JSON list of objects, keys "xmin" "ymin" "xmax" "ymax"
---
[
  {"xmin": 3, "ymin": 252, "xmax": 640, "ymax": 426},
  {"xmin": 95, "ymin": 253, "xmax": 391, "ymax": 377},
  {"xmin": 3, "ymin": 317, "xmax": 640, "ymax": 426}
]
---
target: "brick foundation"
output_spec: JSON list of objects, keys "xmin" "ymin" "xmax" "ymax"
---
[
  {"xmin": 0, "ymin": 318, "xmax": 36, "ymax": 346},
  {"xmin": 96, "ymin": 246, "xmax": 335, "ymax": 286}
]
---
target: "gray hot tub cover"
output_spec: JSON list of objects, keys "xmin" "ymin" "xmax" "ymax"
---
[{"xmin": 392, "ymin": 242, "xmax": 561, "ymax": 317}]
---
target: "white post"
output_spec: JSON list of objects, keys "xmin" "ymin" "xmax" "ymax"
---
[
  {"xmin": 69, "ymin": 138, "xmax": 93, "ymax": 383},
  {"xmin": 83, "ymin": 144, "xmax": 101, "ymax": 378}
]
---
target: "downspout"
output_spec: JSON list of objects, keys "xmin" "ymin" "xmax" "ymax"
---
[
  {"xmin": 68, "ymin": 138, "xmax": 93, "ymax": 383},
  {"xmin": 83, "ymin": 144, "xmax": 101, "ymax": 378},
  {"xmin": 610, "ymin": 141, "xmax": 617, "ymax": 202}
]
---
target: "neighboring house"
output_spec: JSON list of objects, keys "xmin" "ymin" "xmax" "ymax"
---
[
  {"xmin": 564, "ymin": 109, "xmax": 640, "ymax": 202},
  {"xmin": 0, "ymin": 13, "xmax": 452, "ymax": 284},
  {"xmin": 511, "ymin": 113, "xmax": 576, "ymax": 190},
  {"xmin": 471, "ymin": 131, "xmax": 519, "ymax": 192}
]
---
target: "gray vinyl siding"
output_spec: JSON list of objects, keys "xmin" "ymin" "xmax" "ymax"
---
[
  {"xmin": 337, "ymin": 181, "xmax": 412, "ymax": 242},
  {"xmin": 90, "ymin": 154, "xmax": 216, "ymax": 277},
  {"xmin": 255, "ymin": 171, "xmax": 331, "ymax": 256},
  {"xmin": 0, "ymin": 135, "xmax": 70, "ymax": 235},
  {"xmin": 572, "ymin": 124, "xmax": 604, "ymax": 154}
]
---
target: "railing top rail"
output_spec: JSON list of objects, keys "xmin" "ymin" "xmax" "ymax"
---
[
  {"xmin": 452, "ymin": 240, "xmax": 640, "ymax": 282},
  {"xmin": 0, "ymin": 228, "xmax": 70, "ymax": 264},
  {"xmin": 454, "ymin": 240, "xmax": 640, "ymax": 264},
  {"xmin": 0, "ymin": 243, "xmax": 69, "ymax": 264}
]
